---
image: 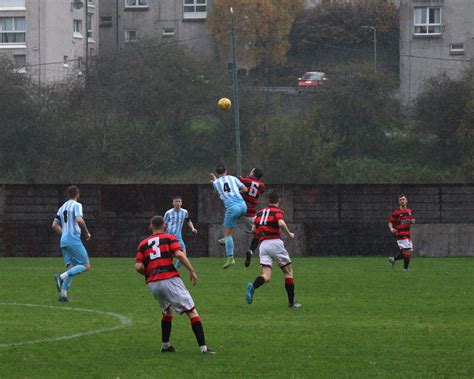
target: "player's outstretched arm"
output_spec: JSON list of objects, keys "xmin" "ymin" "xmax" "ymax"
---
[
  {"xmin": 52, "ymin": 219, "xmax": 63, "ymax": 236},
  {"xmin": 278, "ymin": 219, "xmax": 295, "ymax": 239},
  {"xmin": 77, "ymin": 216, "xmax": 91, "ymax": 240},
  {"xmin": 209, "ymin": 173, "xmax": 217, "ymax": 183},
  {"xmin": 175, "ymin": 250, "xmax": 198, "ymax": 285}
]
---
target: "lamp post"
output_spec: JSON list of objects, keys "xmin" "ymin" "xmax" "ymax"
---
[
  {"xmin": 361, "ymin": 25, "xmax": 377, "ymax": 71},
  {"xmin": 230, "ymin": 7, "xmax": 242, "ymax": 176}
]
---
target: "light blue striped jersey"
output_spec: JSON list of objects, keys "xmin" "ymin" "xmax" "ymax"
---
[
  {"xmin": 55, "ymin": 200, "xmax": 83, "ymax": 246},
  {"xmin": 164, "ymin": 208, "xmax": 189, "ymax": 239},
  {"xmin": 213, "ymin": 175, "xmax": 246, "ymax": 209}
]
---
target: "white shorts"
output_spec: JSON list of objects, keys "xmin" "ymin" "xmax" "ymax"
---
[
  {"xmin": 258, "ymin": 239, "xmax": 292, "ymax": 268},
  {"xmin": 147, "ymin": 276, "xmax": 195, "ymax": 314},
  {"xmin": 397, "ymin": 239, "xmax": 413, "ymax": 250},
  {"xmin": 242, "ymin": 216, "xmax": 255, "ymax": 232}
]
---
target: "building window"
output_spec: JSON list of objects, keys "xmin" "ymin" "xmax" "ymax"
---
[
  {"xmin": 0, "ymin": 17, "xmax": 26, "ymax": 43},
  {"xmin": 414, "ymin": 7, "xmax": 442, "ymax": 35},
  {"xmin": 100, "ymin": 16, "xmax": 112, "ymax": 27},
  {"xmin": 162, "ymin": 27, "xmax": 175, "ymax": 37},
  {"xmin": 125, "ymin": 0, "xmax": 148, "ymax": 8},
  {"xmin": 73, "ymin": 19, "xmax": 82, "ymax": 37},
  {"xmin": 450, "ymin": 43, "xmax": 465, "ymax": 56},
  {"xmin": 87, "ymin": 13, "xmax": 92, "ymax": 39},
  {"xmin": 183, "ymin": 0, "xmax": 207, "ymax": 19},
  {"xmin": 125, "ymin": 29, "xmax": 137, "ymax": 42},
  {"xmin": 0, "ymin": 0, "xmax": 25, "ymax": 10},
  {"xmin": 13, "ymin": 54, "xmax": 26, "ymax": 72}
]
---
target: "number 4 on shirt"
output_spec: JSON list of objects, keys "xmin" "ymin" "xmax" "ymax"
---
[{"xmin": 223, "ymin": 182, "xmax": 231, "ymax": 192}]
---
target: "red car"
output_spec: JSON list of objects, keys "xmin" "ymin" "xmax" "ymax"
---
[{"xmin": 297, "ymin": 71, "xmax": 327, "ymax": 92}]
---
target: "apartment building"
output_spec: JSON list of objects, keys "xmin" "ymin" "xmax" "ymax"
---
[
  {"xmin": 305, "ymin": 0, "xmax": 400, "ymax": 7},
  {"xmin": 399, "ymin": 0, "xmax": 473, "ymax": 106},
  {"xmin": 0, "ymin": 0, "xmax": 99, "ymax": 83},
  {"xmin": 99, "ymin": 0, "xmax": 214, "ymax": 57}
]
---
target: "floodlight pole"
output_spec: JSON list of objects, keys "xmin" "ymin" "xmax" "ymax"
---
[
  {"xmin": 362, "ymin": 26, "xmax": 377, "ymax": 71},
  {"xmin": 230, "ymin": 7, "xmax": 242, "ymax": 176}
]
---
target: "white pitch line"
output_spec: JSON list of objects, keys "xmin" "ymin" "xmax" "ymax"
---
[{"xmin": 0, "ymin": 302, "xmax": 133, "ymax": 348}]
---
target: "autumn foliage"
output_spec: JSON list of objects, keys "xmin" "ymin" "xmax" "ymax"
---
[{"xmin": 207, "ymin": 0, "xmax": 305, "ymax": 67}]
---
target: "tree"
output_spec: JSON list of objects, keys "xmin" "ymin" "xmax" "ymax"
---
[
  {"xmin": 207, "ymin": 0, "xmax": 305, "ymax": 67},
  {"xmin": 313, "ymin": 64, "xmax": 399, "ymax": 158},
  {"xmin": 249, "ymin": 114, "xmax": 341, "ymax": 183},
  {"xmin": 414, "ymin": 73, "xmax": 470, "ymax": 167},
  {"xmin": 0, "ymin": 57, "xmax": 47, "ymax": 182},
  {"xmin": 288, "ymin": 1, "xmax": 399, "ymax": 68}
]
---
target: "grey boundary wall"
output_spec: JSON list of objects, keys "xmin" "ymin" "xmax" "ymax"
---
[{"xmin": 0, "ymin": 184, "xmax": 473, "ymax": 259}]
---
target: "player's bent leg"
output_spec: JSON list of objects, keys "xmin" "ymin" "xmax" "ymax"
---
[
  {"xmin": 245, "ymin": 238, "xmax": 259, "ymax": 268},
  {"xmin": 55, "ymin": 263, "xmax": 73, "ymax": 301},
  {"xmin": 247, "ymin": 266, "xmax": 271, "ymax": 304}
]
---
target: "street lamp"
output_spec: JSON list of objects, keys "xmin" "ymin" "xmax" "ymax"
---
[
  {"xmin": 230, "ymin": 7, "xmax": 242, "ymax": 176},
  {"xmin": 361, "ymin": 25, "xmax": 377, "ymax": 71}
]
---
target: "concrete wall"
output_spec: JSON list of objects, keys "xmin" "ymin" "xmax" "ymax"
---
[
  {"xmin": 0, "ymin": 184, "xmax": 473, "ymax": 259},
  {"xmin": 399, "ymin": 0, "xmax": 474, "ymax": 106}
]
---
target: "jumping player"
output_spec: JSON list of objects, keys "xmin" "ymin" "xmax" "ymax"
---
[
  {"xmin": 246, "ymin": 191, "xmax": 302, "ymax": 308},
  {"xmin": 210, "ymin": 164, "xmax": 248, "ymax": 269},
  {"xmin": 239, "ymin": 167, "xmax": 265, "ymax": 267},
  {"xmin": 218, "ymin": 167, "xmax": 265, "ymax": 267},
  {"xmin": 52, "ymin": 185, "xmax": 92, "ymax": 302},
  {"xmin": 164, "ymin": 196, "xmax": 198, "ymax": 269},
  {"xmin": 135, "ymin": 216, "xmax": 214, "ymax": 355},
  {"xmin": 388, "ymin": 194, "xmax": 416, "ymax": 272}
]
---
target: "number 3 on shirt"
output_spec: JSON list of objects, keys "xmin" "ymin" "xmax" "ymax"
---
[
  {"xmin": 148, "ymin": 237, "xmax": 161, "ymax": 260},
  {"xmin": 223, "ymin": 182, "xmax": 231, "ymax": 192}
]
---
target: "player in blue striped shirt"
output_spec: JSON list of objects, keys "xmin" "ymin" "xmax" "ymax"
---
[
  {"xmin": 52, "ymin": 185, "xmax": 92, "ymax": 302},
  {"xmin": 210, "ymin": 164, "xmax": 248, "ymax": 269},
  {"xmin": 164, "ymin": 196, "xmax": 198, "ymax": 268}
]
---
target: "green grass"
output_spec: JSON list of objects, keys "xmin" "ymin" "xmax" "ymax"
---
[{"xmin": 0, "ymin": 257, "xmax": 473, "ymax": 378}]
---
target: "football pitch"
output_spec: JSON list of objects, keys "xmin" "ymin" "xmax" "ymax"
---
[{"xmin": 0, "ymin": 257, "xmax": 472, "ymax": 378}]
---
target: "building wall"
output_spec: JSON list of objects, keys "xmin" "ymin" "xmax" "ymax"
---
[
  {"xmin": 99, "ymin": 0, "xmax": 215, "ymax": 58},
  {"xmin": 0, "ymin": 184, "xmax": 473, "ymax": 259},
  {"xmin": 0, "ymin": 0, "xmax": 99, "ymax": 83},
  {"xmin": 399, "ymin": 0, "xmax": 473, "ymax": 106},
  {"xmin": 305, "ymin": 0, "xmax": 401, "ymax": 8}
]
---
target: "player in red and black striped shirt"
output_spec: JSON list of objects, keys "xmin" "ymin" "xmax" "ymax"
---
[
  {"xmin": 245, "ymin": 191, "xmax": 302, "ymax": 308},
  {"xmin": 239, "ymin": 167, "xmax": 265, "ymax": 267},
  {"xmin": 388, "ymin": 194, "xmax": 416, "ymax": 271},
  {"xmin": 135, "ymin": 216, "xmax": 215, "ymax": 354}
]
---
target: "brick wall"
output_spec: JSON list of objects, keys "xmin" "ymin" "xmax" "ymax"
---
[{"xmin": 0, "ymin": 184, "xmax": 473, "ymax": 258}]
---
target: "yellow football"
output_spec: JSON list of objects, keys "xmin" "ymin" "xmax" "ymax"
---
[{"xmin": 218, "ymin": 97, "xmax": 232, "ymax": 112}]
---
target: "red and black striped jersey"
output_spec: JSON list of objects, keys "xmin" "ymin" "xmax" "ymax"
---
[
  {"xmin": 135, "ymin": 232, "xmax": 181, "ymax": 283},
  {"xmin": 389, "ymin": 208, "xmax": 414, "ymax": 240},
  {"xmin": 239, "ymin": 176, "xmax": 265, "ymax": 217},
  {"xmin": 254, "ymin": 206, "xmax": 284, "ymax": 241}
]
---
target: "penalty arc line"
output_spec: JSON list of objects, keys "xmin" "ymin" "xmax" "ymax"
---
[{"xmin": 0, "ymin": 302, "xmax": 133, "ymax": 348}]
